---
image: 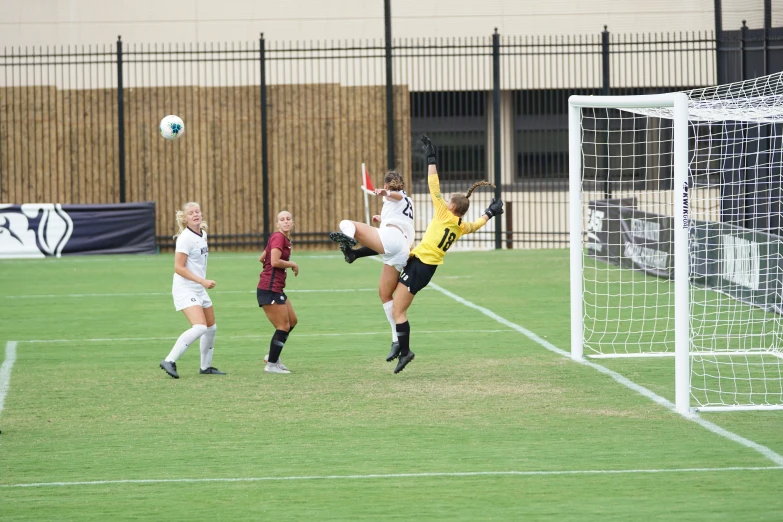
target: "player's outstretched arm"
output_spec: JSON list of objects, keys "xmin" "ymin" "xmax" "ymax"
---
[
  {"xmin": 461, "ymin": 198, "xmax": 505, "ymax": 235},
  {"xmin": 421, "ymin": 134, "xmax": 438, "ymax": 177}
]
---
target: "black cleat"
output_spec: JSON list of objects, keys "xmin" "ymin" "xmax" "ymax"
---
[
  {"xmin": 340, "ymin": 243, "xmax": 357, "ymax": 264},
  {"xmin": 394, "ymin": 351, "xmax": 415, "ymax": 374},
  {"xmin": 329, "ymin": 231, "xmax": 357, "ymax": 249},
  {"xmin": 160, "ymin": 360, "xmax": 179, "ymax": 379},
  {"xmin": 199, "ymin": 366, "xmax": 226, "ymax": 375},
  {"xmin": 386, "ymin": 341, "xmax": 401, "ymax": 362}
]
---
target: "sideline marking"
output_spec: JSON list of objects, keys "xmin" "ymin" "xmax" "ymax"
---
[
  {"xmin": 0, "ymin": 341, "xmax": 17, "ymax": 417},
  {"xmin": 2, "ymin": 466, "xmax": 781, "ymax": 488},
  {"xmin": 427, "ymin": 282, "xmax": 783, "ymax": 466},
  {"xmin": 17, "ymin": 329, "xmax": 512, "ymax": 344},
  {"xmin": 2, "ymin": 288, "xmax": 376, "ymax": 299}
]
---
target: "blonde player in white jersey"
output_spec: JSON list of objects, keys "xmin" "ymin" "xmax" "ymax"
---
[
  {"xmin": 329, "ymin": 170, "xmax": 415, "ymax": 360},
  {"xmin": 159, "ymin": 202, "xmax": 225, "ymax": 379}
]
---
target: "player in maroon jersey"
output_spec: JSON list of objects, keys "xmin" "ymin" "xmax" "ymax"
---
[{"xmin": 257, "ymin": 210, "xmax": 299, "ymax": 374}]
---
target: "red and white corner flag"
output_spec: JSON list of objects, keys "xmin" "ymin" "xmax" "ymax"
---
[
  {"xmin": 361, "ymin": 163, "xmax": 375, "ymax": 194},
  {"xmin": 361, "ymin": 163, "xmax": 375, "ymax": 224}
]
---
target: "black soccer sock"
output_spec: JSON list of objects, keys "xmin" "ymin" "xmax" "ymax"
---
[
  {"xmin": 352, "ymin": 246, "xmax": 380, "ymax": 259},
  {"xmin": 396, "ymin": 321, "xmax": 410, "ymax": 356},
  {"xmin": 268, "ymin": 329, "xmax": 290, "ymax": 363}
]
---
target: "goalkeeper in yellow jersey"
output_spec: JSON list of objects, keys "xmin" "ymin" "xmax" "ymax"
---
[{"xmin": 389, "ymin": 134, "xmax": 504, "ymax": 373}]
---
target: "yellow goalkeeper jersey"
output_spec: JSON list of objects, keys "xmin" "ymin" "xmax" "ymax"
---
[{"xmin": 410, "ymin": 173, "xmax": 487, "ymax": 265}]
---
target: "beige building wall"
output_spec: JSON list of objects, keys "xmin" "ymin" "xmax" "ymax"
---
[{"xmin": 1, "ymin": 0, "xmax": 721, "ymax": 47}]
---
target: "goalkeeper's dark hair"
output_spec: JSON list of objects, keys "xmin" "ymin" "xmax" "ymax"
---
[
  {"xmin": 449, "ymin": 181, "xmax": 495, "ymax": 217},
  {"xmin": 384, "ymin": 170, "xmax": 405, "ymax": 191}
]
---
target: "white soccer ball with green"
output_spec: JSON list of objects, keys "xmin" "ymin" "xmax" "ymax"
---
[{"xmin": 159, "ymin": 115, "xmax": 185, "ymax": 141}]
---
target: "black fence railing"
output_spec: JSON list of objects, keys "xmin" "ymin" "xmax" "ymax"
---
[{"xmin": 2, "ymin": 26, "xmax": 779, "ymax": 250}]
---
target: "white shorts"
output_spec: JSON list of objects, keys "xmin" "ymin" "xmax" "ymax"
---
[
  {"xmin": 172, "ymin": 286, "xmax": 213, "ymax": 311},
  {"xmin": 379, "ymin": 225, "xmax": 411, "ymax": 272}
]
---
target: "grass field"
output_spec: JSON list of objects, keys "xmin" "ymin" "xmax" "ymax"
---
[{"xmin": 1, "ymin": 249, "xmax": 782, "ymax": 520}]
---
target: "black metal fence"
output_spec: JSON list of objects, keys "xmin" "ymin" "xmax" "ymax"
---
[{"xmin": 2, "ymin": 26, "xmax": 779, "ymax": 250}]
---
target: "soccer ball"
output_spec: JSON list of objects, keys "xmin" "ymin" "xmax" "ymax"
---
[{"xmin": 159, "ymin": 115, "xmax": 185, "ymax": 141}]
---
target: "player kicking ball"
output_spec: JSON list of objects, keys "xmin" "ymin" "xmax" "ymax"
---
[
  {"xmin": 387, "ymin": 135, "xmax": 504, "ymax": 373},
  {"xmin": 329, "ymin": 170, "xmax": 415, "ymax": 362}
]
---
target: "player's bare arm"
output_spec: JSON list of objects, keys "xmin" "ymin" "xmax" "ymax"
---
[
  {"xmin": 271, "ymin": 248, "xmax": 299, "ymax": 276},
  {"xmin": 174, "ymin": 251, "xmax": 216, "ymax": 289}
]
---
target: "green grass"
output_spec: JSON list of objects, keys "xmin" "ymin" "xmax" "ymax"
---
[{"xmin": 1, "ymin": 250, "xmax": 782, "ymax": 520}]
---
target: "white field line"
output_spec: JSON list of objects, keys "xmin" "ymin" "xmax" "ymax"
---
[
  {"xmin": 0, "ymin": 342, "xmax": 17, "ymax": 417},
  {"xmin": 0, "ymin": 254, "xmax": 344, "ymax": 264},
  {"xmin": 4, "ymin": 273, "xmax": 783, "ymax": 487},
  {"xmin": 427, "ymin": 282, "xmax": 783, "ymax": 467},
  {"xmin": 2, "ymin": 288, "xmax": 377, "ymax": 299},
  {"xmin": 17, "ymin": 329, "xmax": 512, "ymax": 344},
  {"xmin": 2, "ymin": 466, "xmax": 781, "ymax": 489}
]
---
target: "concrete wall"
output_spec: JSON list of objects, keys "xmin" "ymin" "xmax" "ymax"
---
[{"xmin": 0, "ymin": 0, "xmax": 719, "ymax": 46}]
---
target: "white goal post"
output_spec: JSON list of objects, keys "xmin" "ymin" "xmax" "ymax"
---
[{"xmin": 569, "ymin": 82, "xmax": 783, "ymax": 413}]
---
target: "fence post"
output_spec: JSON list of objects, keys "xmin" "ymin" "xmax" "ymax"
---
[
  {"xmin": 741, "ymin": 20, "xmax": 748, "ymax": 81},
  {"xmin": 492, "ymin": 28, "xmax": 502, "ymax": 250},
  {"xmin": 601, "ymin": 26, "xmax": 610, "ymax": 95},
  {"xmin": 260, "ymin": 33, "xmax": 270, "ymax": 246},
  {"xmin": 764, "ymin": 0, "xmax": 771, "ymax": 76},
  {"xmin": 601, "ymin": 26, "xmax": 611, "ymax": 198},
  {"xmin": 714, "ymin": 0, "xmax": 723, "ymax": 83},
  {"xmin": 116, "ymin": 36, "xmax": 126, "ymax": 203},
  {"xmin": 384, "ymin": 0, "xmax": 395, "ymax": 170}
]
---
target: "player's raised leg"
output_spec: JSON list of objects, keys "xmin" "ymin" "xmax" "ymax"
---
[{"xmin": 331, "ymin": 220, "xmax": 385, "ymax": 255}]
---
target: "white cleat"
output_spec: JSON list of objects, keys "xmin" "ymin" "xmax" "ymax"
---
[
  {"xmin": 264, "ymin": 354, "xmax": 289, "ymax": 372},
  {"xmin": 264, "ymin": 362, "xmax": 291, "ymax": 374}
]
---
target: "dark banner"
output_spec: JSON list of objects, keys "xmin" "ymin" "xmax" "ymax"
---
[
  {"xmin": 690, "ymin": 220, "xmax": 783, "ymax": 315},
  {"xmin": 0, "ymin": 202, "xmax": 156, "ymax": 258},
  {"xmin": 586, "ymin": 198, "xmax": 673, "ymax": 278},
  {"xmin": 587, "ymin": 198, "xmax": 783, "ymax": 315}
]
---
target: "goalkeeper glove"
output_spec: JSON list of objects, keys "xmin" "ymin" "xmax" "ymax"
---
[
  {"xmin": 420, "ymin": 134, "xmax": 437, "ymax": 165},
  {"xmin": 484, "ymin": 198, "xmax": 504, "ymax": 219}
]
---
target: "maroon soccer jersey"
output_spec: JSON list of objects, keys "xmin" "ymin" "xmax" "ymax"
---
[{"xmin": 258, "ymin": 232, "xmax": 292, "ymax": 293}]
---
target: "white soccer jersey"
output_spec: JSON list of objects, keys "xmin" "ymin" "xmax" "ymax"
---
[
  {"xmin": 381, "ymin": 190, "xmax": 415, "ymax": 246},
  {"xmin": 172, "ymin": 227, "xmax": 209, "ymax": 292}
]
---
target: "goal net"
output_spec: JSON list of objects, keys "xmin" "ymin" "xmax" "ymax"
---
[{"xmin": 569, "ymin": 74, "xmax": 783, "ymax": 412}]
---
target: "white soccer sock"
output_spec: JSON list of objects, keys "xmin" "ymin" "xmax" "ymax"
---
[
  {"xmin": 339, "ymin": 220, "xmax": 356, "ymax": 238},
  {"xmin": 200, "ymin": 324, "xmax": 217, "ymax": 370},
  {"xmin": 166, "ymin": 324, "xmax": 208, "ymax": 363},
  {"xmin": 383, "ymin": 301, "xmax": 398, "ymax": 342}
]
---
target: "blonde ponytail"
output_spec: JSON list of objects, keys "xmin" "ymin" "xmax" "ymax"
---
[{"xmin": 173, "ymin": 202, "xmax": 208, "ymax": 239}]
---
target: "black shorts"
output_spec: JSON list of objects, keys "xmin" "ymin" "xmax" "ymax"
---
[
  {"xmin": 257, "ymin": 288, "xmax": 288, "ymax": 306},
  {"xmin": 398, "ymin": 256, "xmax": 438, "ymax": 295}
]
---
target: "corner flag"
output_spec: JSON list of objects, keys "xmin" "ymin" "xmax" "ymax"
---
[{"xmin": 361, "ymin": 163, "xmax": 375, "ymax": 224}]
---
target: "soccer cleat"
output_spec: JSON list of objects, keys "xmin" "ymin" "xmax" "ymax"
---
[
  {"xmin": 199, "ymin": 366, "xmax": 226, "ymax": 375},
  {"xmin": 386, "ymin": 341, "xmax": 401, "ymax": 362},
  {"xmin": 329, "ymin": 231, "xmax": 357, "ymax": 249},
  {"xmin": 393, "ymin": 351, "xmax": 415, "ymax": 374},
  {"xmin": 160, "ymin": 360, "xmax": 179, "ymax": 379},
  {"xmin": 265, "ymin": 362, "xmax": 291, "ymax": 374},
  {"xmin": 263, "ymin": 354, "xmax": 289, "ymax": 372},
  {"xmin": 340, "ymin": 243, "xmax": 357, "ymax": 264}
]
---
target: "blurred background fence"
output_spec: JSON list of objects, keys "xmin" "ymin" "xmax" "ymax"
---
[{"xmin": 1, "ymin": 22, "xmax": 781, "ymax": 251}]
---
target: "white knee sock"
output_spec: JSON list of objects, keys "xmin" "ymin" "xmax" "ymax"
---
[
  {"xmin": 166, "ymin": 324, "xmax": 208, "ymax": 362},
  {"xmin": 383, "ymin": 301, "xmax": 398, "ymax": 342},
  {"xmin": 200, "ymin": 324, "xmax": 217, "ymax": 370},
  {"xmin": 339, "ymin": 220, "xmax": 356, "ymax": 238}
]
